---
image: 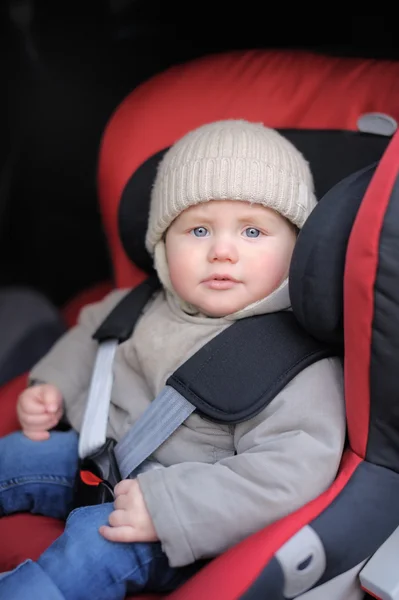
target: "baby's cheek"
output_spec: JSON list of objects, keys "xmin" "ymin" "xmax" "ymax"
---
[
  {"xmin": 168, "ymin": 255, "xmax": 187, "ymax": 282},
  {"xmin": 253, "ymin": 257, "xmax": 286, "ymax": 293}
]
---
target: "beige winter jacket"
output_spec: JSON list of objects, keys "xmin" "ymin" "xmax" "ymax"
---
[{"xmin": 29, "ymin": 280, "xmax": 346, "ymax": 567}]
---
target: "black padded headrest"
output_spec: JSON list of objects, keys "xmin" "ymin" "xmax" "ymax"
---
[
  {"xmin": 289, "ymin": 163, "xmax": 377, "ymax": 346},
  {"xmin": 118, "ymin": 129, "xmax": 389, "ymax": 275}
]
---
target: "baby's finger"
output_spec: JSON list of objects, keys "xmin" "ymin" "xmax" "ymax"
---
[
  {"xmin": 99, "ymin": 525, "xmax": 136, "ymax": 543},
  {"xmin": 114, "ymin": 479, "xmax": 136, "ymax": 496},
  {"xmin": 22, "ymin": 430, "xmax": 50, "ymax": 441},
  {"xmin": 108, "ymin": 509, "xmax": 131, "ymax": 528},
  {"xmin": 20, "ymin": 395, "xmax": 47, "ymax": 414},
  {"xmin": 20, "ymin": 413, "xmax": 56, "ymax": 426},
  {"xmin": 113, "ymin": 494, "xmax": 129, "ymax": 510}
]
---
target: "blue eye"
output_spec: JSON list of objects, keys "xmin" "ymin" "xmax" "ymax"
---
[
  {"xmin": 192, "ymin": 227, "xmax": 208, "ymax": 237},
  {"xmin": 244, "ymin": 227, "xmax": 260, "ymax": 238}
]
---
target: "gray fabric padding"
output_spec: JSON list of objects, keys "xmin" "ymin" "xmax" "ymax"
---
[{"xmin": 0, "ymin": 286, "xmax": 66, "ymax": 385}]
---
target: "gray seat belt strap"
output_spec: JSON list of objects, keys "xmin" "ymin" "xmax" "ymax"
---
[
  {"xmin": 114, "ymin": 386, "xmax": 195, "ymax": 479},
  {"xmin": 78, "ymin": 340, "xmax": 118, "ymax": 459},
  {"xmin": 78, "ymin": 339, "xmax": 195, "ymax": 478}
]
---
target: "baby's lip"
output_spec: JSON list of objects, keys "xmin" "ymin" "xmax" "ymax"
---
[{"xmin": 203, "ymin": 274, "xmax": 240, "ymax": 283}]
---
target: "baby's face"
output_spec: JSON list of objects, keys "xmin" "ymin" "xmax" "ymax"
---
[{"xmin": 165, "ymin": 200, "xmax": 297, "ymax": 317}]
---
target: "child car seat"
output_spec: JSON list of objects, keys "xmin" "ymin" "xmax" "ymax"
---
[{"xmin": 1, "ymin": 48, "xmax": 399, "ymax": 599}]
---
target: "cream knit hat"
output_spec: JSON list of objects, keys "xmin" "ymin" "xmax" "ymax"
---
[{"xmin": 145, "ymin": 119, "xmax": 317, "ymax": 255}]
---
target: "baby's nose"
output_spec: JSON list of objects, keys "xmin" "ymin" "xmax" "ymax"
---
[{"xmin": 208, "ymin": 239, "xmax": 239, "ymax": 262}]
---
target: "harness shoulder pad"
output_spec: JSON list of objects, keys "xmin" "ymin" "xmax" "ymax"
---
[{"xmin": 167, "ymin": 312, "xmax": 339, "ymax": 424}]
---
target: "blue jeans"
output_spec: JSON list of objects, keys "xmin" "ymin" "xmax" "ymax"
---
[{"xmin": 0, "ymin": 430, "xmax": 202, "ymax": 599}]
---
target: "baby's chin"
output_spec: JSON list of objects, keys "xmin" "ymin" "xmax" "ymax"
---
[{"xmin": 197, "ymin": 300, "xmax": 248, "ymax": 318}]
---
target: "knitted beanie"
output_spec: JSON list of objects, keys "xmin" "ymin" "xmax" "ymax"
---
[{"xmin": 145, "ymin": 119, "xmax": 317, "ymax": 255}]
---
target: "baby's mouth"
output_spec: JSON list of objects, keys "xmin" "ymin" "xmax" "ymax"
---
[{"xmin": 202, "ymin": 275, "xmax": 240, "ymax": 289}]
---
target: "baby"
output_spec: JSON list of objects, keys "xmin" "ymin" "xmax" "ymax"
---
[{"xmin": 0, "ymin": 119, "xmax": 346, "ymax": 599}]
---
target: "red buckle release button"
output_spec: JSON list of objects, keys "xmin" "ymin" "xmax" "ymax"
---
[{"xmin": 80, "ymin": 470, "xmax": 102, "ymax": 486}]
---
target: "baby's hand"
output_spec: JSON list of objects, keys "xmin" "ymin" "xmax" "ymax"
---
[
  {"xmin": 99, "ymin": 479, "xmax": 158, "ymax": 543},
  {"xmin": 17, "ymin": 383, "xmax": 63, "ymax": 441}
]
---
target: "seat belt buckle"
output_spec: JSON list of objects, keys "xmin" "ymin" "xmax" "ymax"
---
[{"xmin": 72, "ymin": 438, "xmax": 122, "ymax": 509}]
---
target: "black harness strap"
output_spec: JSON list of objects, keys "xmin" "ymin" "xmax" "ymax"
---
[{"xmin": 93, "ymin": 274, "xmax": 161, "ymax": 343}]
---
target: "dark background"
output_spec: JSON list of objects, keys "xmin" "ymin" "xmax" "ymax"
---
[{"xmin": 0, "ymin": 1, "xmax": 397, "ymax": 307}]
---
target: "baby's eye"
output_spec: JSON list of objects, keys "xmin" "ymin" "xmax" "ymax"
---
[
  {"xmin": 191, "ymin": 226, "xmax": 209, "ymax": 237},
  {"xmin": 244, "ymin": 227, "xmax": 261, "ymax": 238}
]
